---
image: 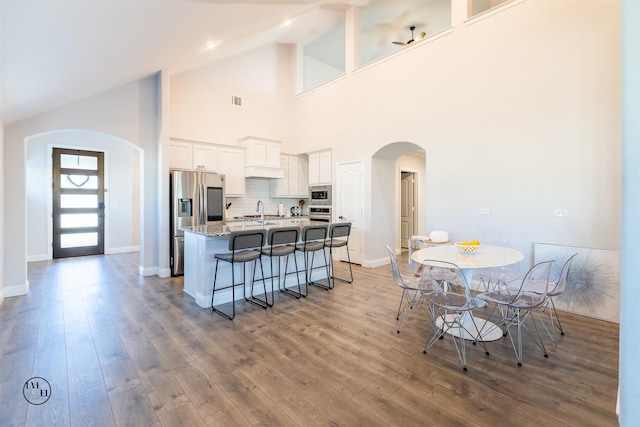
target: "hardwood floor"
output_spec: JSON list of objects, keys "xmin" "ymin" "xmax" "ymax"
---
[{"xmin": 0, "ymin": 252, "xmax": 619, "ymax": 426}]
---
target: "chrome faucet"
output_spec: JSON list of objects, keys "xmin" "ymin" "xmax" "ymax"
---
[{"xmin": 256, "ymin": 200, "xmax": 264, "ymax": 226}]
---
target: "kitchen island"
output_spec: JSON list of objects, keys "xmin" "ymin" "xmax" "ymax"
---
[{"xmin": 182, "ymin": 219, "xmax": 330, "ymax": 308}]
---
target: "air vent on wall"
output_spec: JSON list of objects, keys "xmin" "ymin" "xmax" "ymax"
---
[{"xmin": 231, "ymin": 95, "xmax": 242, "ymax": 106}]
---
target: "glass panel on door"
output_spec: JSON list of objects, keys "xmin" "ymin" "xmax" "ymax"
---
[
  {"xmin": 60, "ymin": 233, "xmax": 99, "ymax": 248},
  {"xmin": 60, "ymin": 214, "xmax": 98, "ymax": 228}
]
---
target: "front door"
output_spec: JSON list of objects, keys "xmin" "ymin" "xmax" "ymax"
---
[{"xmin": 52, "ymin": 148, "xmax": 105, "ymax": 258}]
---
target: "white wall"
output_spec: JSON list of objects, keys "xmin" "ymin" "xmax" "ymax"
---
[
  {"xmin": 0, "ymin": 120, "xmax": 4, "ymax": 305},
  {"xmin": 25, "ymin": 130, "xmax": 140, "ymax": 261},
  {"xmin": 3, "ymin": 75, "xmax": 160, "ymax": 295},
  {"xmin": 293, "ymin": 0, "xmax": 621, "ymax": 268},
  {"xmin": 170, "ymin": 44, "xmax": 297, "ymax": 152},
  {"xmin": 619, "ymin": 1, "xmax": 640, "ymax": 423}
]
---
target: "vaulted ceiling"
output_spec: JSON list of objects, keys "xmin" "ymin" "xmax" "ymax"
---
[{"xmin": 0, "ymin": 0, "xmax": 369, "ymax": 124}]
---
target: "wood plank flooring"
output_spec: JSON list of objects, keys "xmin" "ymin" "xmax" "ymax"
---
[{"xmin": 0, "ymin": 252, "xmax": 619, "ymax": 426}]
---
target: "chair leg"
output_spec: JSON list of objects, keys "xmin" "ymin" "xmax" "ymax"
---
[
  {"xmin": 246, "ymin": 258, "xmax": 270, "ymax": 308},
  {"xmin": 306, "ymin": 249, "xmax": 332, "ymax": 290},
  {"xmin": 211, "ymin": 259, "xmax": 236, "ymax": 320},
  {"xmin": 279, "ymin": 254, "xmax": 304, "ymax": 299},
  {"xmin": 396, "ymin": 289, "xmax": 420, "ymax": 333},
  {"xmin": 505, "ymin": 309, "xmax": 548, "ymax": 366},
  {"xmin": 549, "ymin": 298, "xmax": 565, "ymax": 336},
  {"xmin": 329, "ymin": 244, "xmax": 354, "ymax": 288}
]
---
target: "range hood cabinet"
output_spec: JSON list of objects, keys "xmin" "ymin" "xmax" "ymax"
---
[
  {"xmin": 244, "ymin": 165, "xmax": 284, "ymax": 179},
  {"xmin": 239, "ymin": 136, "xmax": 284, "ymax": 179}
]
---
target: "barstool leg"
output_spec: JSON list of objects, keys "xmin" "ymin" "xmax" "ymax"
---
[
  {"xmin": 329, "ymin": 245, "xmax": 354, "ymax": 288},
  {"xmin": 279, "ymin": 253, "xmax": 303, "ymax": 298},
  {"xmin": 246, "ymin": 258, "xmax": 270, "ymax": 308},
  {"xmin": 307, "ymin": 249, "xmax": 332, "ymax": 290},
  {"xmin": 211, "ymin": 259, "xmax": 236, "ymax": 320}
]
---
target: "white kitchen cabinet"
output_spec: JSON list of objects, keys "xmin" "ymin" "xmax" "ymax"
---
[
  {"xmin": 297, "ymin": 155, "xmax": 309, "ymax": 196},
  {"xmin": 308, "ymin": 150, "xmax": 332, "ymax": 185},
  {"xmin": 218, "ymin": 146, "xmax": 246, "ymax": 196},
  {"xmin": 169, "ymin": 139, "xmax": 219, "ymax": 171},
  {"xmin": 168, "ymin": 140, "xmax": 193, "ymax": 170},
  {"xmin": 168, "ymin": 139, "xmax": 246, "ymax": 196},
  {"xmin": 238, "ymin": 136, "xmax": 284, "ymax": 178},
  {"xmin": 271, "ymin": 154, "xmax": 308, "ymax": 198},
  {"xmin": 193, "ymin": 144, "xmax": 219, "ymax": 171}
]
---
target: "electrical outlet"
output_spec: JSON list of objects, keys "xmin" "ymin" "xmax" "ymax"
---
[
  {"xmin": 554, "ymin": 209, "xmax": 568, "ymax": 217},
  {"xmin": 479, "ymin": 208, "xmax": 491, "ymax": 215}
]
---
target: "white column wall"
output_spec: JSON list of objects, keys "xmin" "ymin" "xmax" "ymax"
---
[
  {"xmin": 3, "ymin": 75, "xmax": 160, "ymax": 295},
  {"xmin": 620, "ymin": 1, "xmax": 640, "ymax": 423},
  {"xmin": 0, "ymin": 120, "xmax": 4, "ymax": 304}
]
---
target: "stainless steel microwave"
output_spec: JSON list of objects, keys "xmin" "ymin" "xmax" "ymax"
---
[{"xmin": 309, "ymin": 185, "xmax": 331, "ymax": 206}]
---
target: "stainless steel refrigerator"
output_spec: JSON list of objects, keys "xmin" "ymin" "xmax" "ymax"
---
[{"xmin": 170, "ymin": 169, "xmax": 226, "ymax": 276}]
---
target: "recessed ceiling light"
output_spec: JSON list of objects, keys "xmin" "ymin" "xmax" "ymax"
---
[
  {"xmin": 283, "ymin": 20, "xmax": 292, "ymax": 27},
  {"xmin": 206, "ymin": 41, "xmax": 216, "ymax": 50}
]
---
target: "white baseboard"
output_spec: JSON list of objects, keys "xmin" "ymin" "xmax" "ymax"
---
[
  {"xmin": 27, "ymin": 246, "xmax": 140, "ymax": 262},
  {"xmin": 364, "ymin": 257, "xmax": 389, "ymax": 268},
  {"xmin": 105, "ymin": 246, "xmax": 140, "ymax": 255},
  {"xmin": 138, "ymin": 265, "xmax": 159, "ymax": 276},
  {"xmin": 157, "ymin": 268, "xmax": 171, "ymax": 278},
  {"xmin": 5, "ymin": 281, "xmax": 29, "ymax": 298},
  {"xmin": 27, "ymin": 254, "xmax": 49, "ymax": 262}
]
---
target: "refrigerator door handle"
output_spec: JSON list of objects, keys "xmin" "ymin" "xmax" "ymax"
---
[{"xmin": 198, "ymin": 177, "xmax": 205, "ymax": 225}]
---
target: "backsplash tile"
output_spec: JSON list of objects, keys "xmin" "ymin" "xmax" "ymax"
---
[{"xmin": 225, "ymin": 178, "xmax": 309, "ymax": 218}]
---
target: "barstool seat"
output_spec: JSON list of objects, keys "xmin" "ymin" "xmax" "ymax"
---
[
  {"xmin": 211, "ymin": 229, "xmax": 268, "ymax": 320},
  {"xmin": 262, "ymin": 226, "xmax": 303, "ymax": 299}
]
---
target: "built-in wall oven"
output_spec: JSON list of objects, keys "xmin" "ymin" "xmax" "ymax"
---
[
  {"xmin": 309, "ymin": 206, "xmax": 332, "ymax": 222},
  {"xmin": 309, "ymin": 185, "xmax": 331, "ymax": 206}
]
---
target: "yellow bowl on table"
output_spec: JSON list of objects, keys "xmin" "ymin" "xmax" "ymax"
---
[{"xmin": 455, "ymin": 241, "xmax": 480, "ymax": 255}]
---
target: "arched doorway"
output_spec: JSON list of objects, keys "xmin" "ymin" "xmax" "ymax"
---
[
  {"xmin": 370, "ymin": 142, "xmax": 426, "ymax": 261},
  {"xmin": 25, "ymin": 129, "xmax": 143, "ymax": 262}
]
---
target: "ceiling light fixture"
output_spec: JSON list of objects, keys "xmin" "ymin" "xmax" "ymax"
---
[
  {"xmin": 283, "ymin": 19, "xmax": 292, "ymax": 27},
  {"xmin": 206, "ymin": 41, "xmax": 216, "ymax": 50}
]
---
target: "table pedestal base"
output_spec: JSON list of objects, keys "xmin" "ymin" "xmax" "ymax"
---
[{"xmin": 436, "ymin": 313, "xmax": 503, "ymax": 342}]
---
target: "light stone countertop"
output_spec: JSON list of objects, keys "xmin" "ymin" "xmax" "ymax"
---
[{"xmin": 181, "ymin": 218, "xmax": 318, "ymax": 238}]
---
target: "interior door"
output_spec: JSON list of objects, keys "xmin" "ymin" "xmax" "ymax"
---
[
  {"xmin": 400, "ymin": 172, "xmax": 416, "ymax": 249},
  {"xmin": 52, "ymin": 148, "xmax": 105, "ymax": 258},
  {"xmin": 336, "ymin": 161, "xmax": 363, "ymax": 265}
]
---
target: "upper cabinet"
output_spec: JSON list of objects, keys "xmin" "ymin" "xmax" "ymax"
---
[
  {"xmin": 168, "ymin": 138, "xmax": 246, "ymax": 196},
  {"xmin": 168, "ymin": 140, "xmax": 193, "ymax": 170},
  {"xmin": 238, "ymin": 136, "xmax": 284, "ymax": 179},
  {"xmin": 218, "ymin": 146, "xmax": 246, "ymax": 197},
  {"xmin": 271, "ymin": 154, "xmax": 309, "ymax": 198},
  {"xmin": 192, "ymin": 144, "xmax": 219, "ymax": 171},
  {"xmin": 308, "ymin": 150, "xmax": 332, "ymax": 185}
]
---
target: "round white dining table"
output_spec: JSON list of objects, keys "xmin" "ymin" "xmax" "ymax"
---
[{"xmin": 411, "ymin": 244, "xmax": 524, "ymax": 341}]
